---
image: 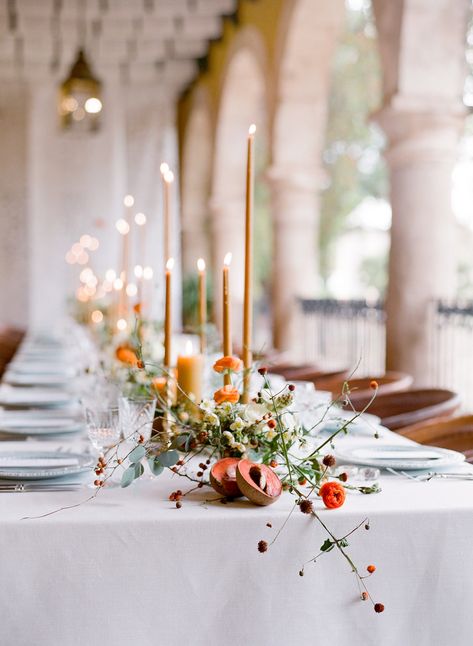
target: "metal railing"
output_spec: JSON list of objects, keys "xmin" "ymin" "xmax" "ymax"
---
[
  {"xmin": 429, "ymin": 300, "xmax": 473, "ymax": 406},
  {"xmin": 296, "ymin": 298, "xmax": 473, "ymax": 410},
  {"xmin": 296, "ymin": 298, "xmax": 385, "ymax": 375}
]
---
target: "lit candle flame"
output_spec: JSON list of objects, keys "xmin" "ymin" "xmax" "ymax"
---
[
  {"xmin": 248, "ymin": 124, "xmax": 256, "ymax": 136},
  {"xmin": 197, "ymin": 258, "xmax": 206, "ymax": 272},
  {"xmin": 164, "ymin": 170, "xmax": 174, "ymax": 184},
  {"xmin": 116, "ymin": 219, "xmax": 130, "ymax": 235},
  {"xmin": 184, "ymin": 340, "xmax": 193, "ymax": 355},
  {"xmin": 224, "ymin": 252, "xmax": 232, "ymax": 267},
  {"xmin": 123, "ymin": 194, "xmax": 134, "ymax": 207},
  {"xmin": 166, "ymin": 257, "xmax": 175, "ymax": 271},
  {"xmin": 160, "ymin": 162, "xmax": 169, "ymax": 175}
]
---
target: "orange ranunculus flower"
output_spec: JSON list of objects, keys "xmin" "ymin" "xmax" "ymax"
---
[
  {"xmin": 133, "ymin": 302, "xmax": 142, "ymax": 315},
  {"xmin": 214, "ymin": 385, "xmax": 240, "ymax": 405},
  {"xmin": 115, "ymin": 346, "xmax": 138, "ymax": 367},
  {"xmin": 213, "ymin": 356, "xmax": 243, "ymax": 374},
  {"xmin": 319, "ymin": 482, "xmax": 346, "ymax": 509},
  {"xmin": 151, "ymin": 377, "xmax": 167, "ymax": 393}
]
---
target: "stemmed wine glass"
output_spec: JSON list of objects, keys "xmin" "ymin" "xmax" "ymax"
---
[{"xmin": 118, "ymin": 396, "xmax": 157, "ymax": 444}]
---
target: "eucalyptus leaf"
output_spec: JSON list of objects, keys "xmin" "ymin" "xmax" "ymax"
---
[
  {"xmin": 148, "ymin": 458, "xmax": 164, "ymax": 476},
  {"xmin": 121, "ymin": 466, "xmax": 136, "ymax": 488},
  {"xmin": 129, "ymin": 445, "xmax": 146, "ymax": 463},
  {"xmin": 133, "ymin": 462, "xmax": 144, "ymax": 478},
  {"xmin": 157, "ymin": 450, "xmax": 179, "ymax": 467}
]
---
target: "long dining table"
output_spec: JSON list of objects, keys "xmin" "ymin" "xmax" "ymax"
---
[{"xmin": 0, "ymin": 334, "xmax": 472, "ymax": 646}]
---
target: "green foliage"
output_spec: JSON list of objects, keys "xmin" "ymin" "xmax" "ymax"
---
[
  {"xmin": 320, "ymin": 4, "xmax": 388, "ymax": 284},
  {"xmin": 128, "ymin": 445, "xmax": 146, "ymax": 463}
]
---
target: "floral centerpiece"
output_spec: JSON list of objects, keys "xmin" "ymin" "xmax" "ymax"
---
[{"xmin": 85, "ymin": 348, "xmax": 384, "ymax": 614}]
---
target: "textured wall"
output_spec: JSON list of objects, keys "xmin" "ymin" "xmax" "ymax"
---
[{"xmin": 0, "ymin": 82, "xmax": 30, "ymax": 328}]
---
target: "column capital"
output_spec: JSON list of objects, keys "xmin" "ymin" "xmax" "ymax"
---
[
  {"xmin": 374, "ymin": 99, "xmax": 466, "ymax": 167},
  {"xmin": 265, "ymin": 165, "xmax": 327, "ymax": 193}
]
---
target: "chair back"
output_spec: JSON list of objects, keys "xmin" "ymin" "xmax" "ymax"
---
[
  {"xmin": 352, "ymin": 389, "xmax": 461, "ymax": 430},
  {"xmin": 400, "ymin": 415, "xmax": 473, "ymax": 455},
  {"xmin": 316, "ymin": 372, "xmax": 413, "ymax": 404}
]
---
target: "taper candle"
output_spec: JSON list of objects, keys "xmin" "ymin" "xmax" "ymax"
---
[
  {"xmin": 164, "ymin": 257, "xmax": 174, "ymax": 368},
  {"xmin": 160, "ymin": 163, "xmax": 174, "ymax": 269},
  {"xmin": 223, "ymin": 252, "xmax": 232, "ymax": 386},
  {"xmin": 116, "ymin": 194, "xmax": 134, "ymax": 327},
  {"xmin": 197, "ymin": 258, "xmax": 207, "ymax": 354},
  {"xmin": 242, "ymin": 124, "xmax": 256, "ymax": 403},
  {"xmin": 134, "ymin": 212, "xmax": 147, "ymax": 307}
]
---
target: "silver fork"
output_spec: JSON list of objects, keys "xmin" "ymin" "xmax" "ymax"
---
[{"xmin": 0, "ymin": 483, "xmax": 83, "ymax": 492}]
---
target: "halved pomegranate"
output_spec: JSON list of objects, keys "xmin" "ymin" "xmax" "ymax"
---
[
  {"xmin": 209, "ymin": 458, "xmax": 242, "ymax": 498},
  {"xmin": 236, "ymin": 459, "xmax": 282, "ymax": 506}
]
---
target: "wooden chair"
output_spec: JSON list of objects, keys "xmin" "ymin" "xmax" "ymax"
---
[
  {"xmin": 268, "ymin": 362, "xmax": 350, "ymax": 383},
  {"xmin": 316, "ymin": 372, "xmax": 413, "ymax": 406},
  {"xmin": 350, "ymin": 389, "xmax": 461, "ymax": 430},
  {"xmin": 400, "ymin": 416, "xmax": 473, "ymax": 461}
]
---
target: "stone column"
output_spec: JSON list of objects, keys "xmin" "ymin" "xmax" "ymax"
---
[
  {"xmin": 267, "ymin": 167, "xmax": 320, "ymax": 352},
  {"xmin": 378, "ymin": 107, "xmax": 464, "ymax": 384},
  {"xmin": 181, "ymin": 212, "xmax": 210, "ymax": 276},
  {"xmin": 372, "ymin": 0, "xmax": 469, "ymax": 384}
]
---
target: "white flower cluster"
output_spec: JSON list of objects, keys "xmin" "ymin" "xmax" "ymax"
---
[{"xmin": 184, "ymin": 388, "xmax": 301, "ymax": 458}]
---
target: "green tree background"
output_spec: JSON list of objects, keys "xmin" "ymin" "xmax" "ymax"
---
[{"xmin": 320, "ymin": 3, "xmax": 388, "ymax": 289}]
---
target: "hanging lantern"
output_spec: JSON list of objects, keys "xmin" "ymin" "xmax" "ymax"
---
[{"xmin": 59, "ymin": 49, "xmax": 102, "ymax": 132}]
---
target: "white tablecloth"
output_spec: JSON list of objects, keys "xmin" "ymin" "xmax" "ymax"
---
[
  {"xmin": 1, "ymin": 334, "xmax": 472, "ymax": 645},
  {"xmin": 0, "ymin": 430, "xmax": 472, "ymax": 646}
]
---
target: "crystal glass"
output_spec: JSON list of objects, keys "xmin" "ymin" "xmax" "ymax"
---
[
  {"xmin": 85, "ymin": 407, "xmax": 121, "ymax": 453},
  {"xmin": 118, "ymin": 396, "xmax": 157, "ymax": 444}
]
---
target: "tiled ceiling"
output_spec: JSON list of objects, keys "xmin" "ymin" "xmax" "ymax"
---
[{"xmin": 0, "ymin": 0, "xmax": 237, "ymax": 88}]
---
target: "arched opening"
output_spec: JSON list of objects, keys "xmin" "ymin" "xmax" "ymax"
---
[
  {"xmin": 211, "ymin": 29, "xmax": 269, "ymax": 343},
  {"xmin": 320, "ymin": 0, "xmax": 388, "ymax": 300},
  {"xmin": 271, "ymin": 0, "xmax": 345, "ymax": 351}
]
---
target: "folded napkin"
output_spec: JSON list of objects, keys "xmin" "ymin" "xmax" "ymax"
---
[{"xmin": 0, "ymin": 457, "xmax": 79, "ymax": 468}]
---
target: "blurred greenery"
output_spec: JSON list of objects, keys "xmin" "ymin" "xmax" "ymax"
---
[
  {"xmin": 359, "ymin": 254, "xmax": 388, "ymax": 296},
  {"xmin": 320, "ymin": 3, "xmax": 388, "ymax": 287}
]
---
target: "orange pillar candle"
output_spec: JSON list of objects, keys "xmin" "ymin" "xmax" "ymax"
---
[
  {"xmin": 222, "ymin": 252, "xmax": 232, "ymax": 386},
  {"xmin": 242, "ymin": 124, "xmax": 256, "ymax": 403},
  {"xmin": 177, "ymin": 341, "xmax": 204, "ymax": 402},
  {"xmin": 197, "ymin": 258, "xmax": 207, "ymax": 354},
  {"xmin": 164, "ymin": 257, "xmax": 174, "ymax": 368}
]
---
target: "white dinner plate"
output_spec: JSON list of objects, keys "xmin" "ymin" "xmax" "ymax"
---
[
  {"xmin": 309, "ymin": 410, "xmax": 382, "ymax": 437},
  {"xmin": 0, "ymin": 417, "xmax": 84, "ymax": 435},
  {"xmin": 8, "ymin": 362, "xmax": 73, "ymax": 377},
  {"xmin": 333, "ymin": 444, "xmax": 466, "ymax": 471},
  {"xmin": 0, "ymin": 451, "xmax": 94, "ymax": 480},
  {"xmin": 3, "ymin": 373, "xmax": 70, "ymax": 387},
  {"xmin": 0, "ymin": 388, "xmax": 74, "ymax": 408}
]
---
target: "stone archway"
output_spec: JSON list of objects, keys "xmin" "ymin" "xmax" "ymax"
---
[
  {"xmin": 270, "ymin": 0, "xmax": 345, "ymax": 352},
  {"xmin": 211, "ymin": 27, "xmax": 268, "ymax": 335}
]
